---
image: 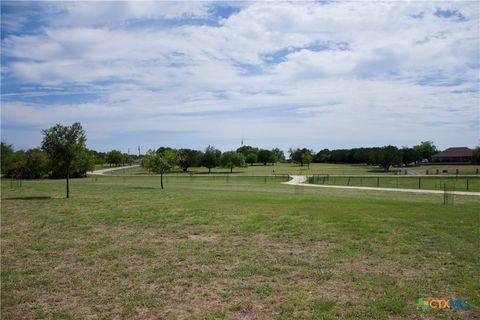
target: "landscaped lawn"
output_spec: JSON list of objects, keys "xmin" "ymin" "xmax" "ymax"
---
[{"xmin": 1, "ymin": 176, "xmax": 479, "ymax": 319}]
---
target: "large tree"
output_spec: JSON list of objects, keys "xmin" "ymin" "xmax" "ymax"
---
[
  {"xmin": 472, "ymin": 146, "xmax": 480, "ymax": 164},
  {"xmin": 257, "ymin": 149, "xmax": 273, "ymax": 166},
  {"xmin": 245, "ymin": 153, "xmax": 257, "ymax": 166},
  {"xmin": 378, "ymin": 145, "xmax": 401, "ymax": 171},
  {"xmin": 202, "ymin": 145, "xmax": 221, "ymax": 173},
  {"xmin": 236, "ymin": 145, "xmax": 258, "ymax": 158},
  {"xmin": 142, "ymin": 149, "xmax": 177, "ymax": 189},
  {"xmin": 289, "ymin": 148, "xmax": 312, "ymax": 166},
  {"xmin": 271, "ymin": 148, "xmax": 285, "ymax": 163},
  {"xmin": 41, "ymin": 123, "xmax": 87, "ymax": 198},
  {"xmin": 313, "ymin": 149, "xmax": 331, "ymax": 163},
  {"xmin": 401, "ymin": 147, "xmax": 421, "ymax": 166},
  {"xmin": 1, "ymin": 142, "xmax": 15, "ymax": 174},
  {"xmin": 220, "ymin": 151, "xmax": 245, "ymax": 173},
  {"xmin": 177, "ymin": 148, "xmax": 203, "ymax": 172},
  {"xmin": 413, "ymin": 141, "xmax": 438, "ymax": 161}
]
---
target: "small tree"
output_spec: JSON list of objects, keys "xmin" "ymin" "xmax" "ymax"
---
[
  {"xmin": 221, "ymin": 151, "xmax": 245, "ymax": 173},
  {"xmin": 41, "ymin": 122, "xmax": 87, "ymax": 198},
  {"xmin": 301, "ymin": 150, "xmax": 313, "ymax": 168},
  {"xmin": 143, "ymin": 149, "xmax": 177, "ymax": 189},
  {"xmin": 202, "ymin": 145, "xmax": 221, "ymax": 173},
  {"xmin": 24, "ymin": 148, "xmax": 47, "ymax": 179},
  {"xmin": 106, "ymin": 150, "xmax": 123, "ymax": 167}
]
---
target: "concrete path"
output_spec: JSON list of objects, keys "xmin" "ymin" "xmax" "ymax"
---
[
  {"xmin": 90, "ymin": 165, "xmax": 140, "ymax": 175},
  {"xmin": 283, "ymin": 175, "xmax": 307, "ymax": 185},
  {"xmin": 400, "ymin": 167, "xmax": 421, "ymax": 176},
  {"xmin": 282, "ymin": 175, "xmax": 480, "ymax": 196}
]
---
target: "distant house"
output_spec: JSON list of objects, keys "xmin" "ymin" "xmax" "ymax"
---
[{"xmin": 432, "ymin": 147, "xmax": 473, "ymax": 163}]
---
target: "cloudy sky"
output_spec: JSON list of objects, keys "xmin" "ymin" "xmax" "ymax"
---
[{"xmin": 1, "ymin": 1, "xmax": 479, "ymax": 153}]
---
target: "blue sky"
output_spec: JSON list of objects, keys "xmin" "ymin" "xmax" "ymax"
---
[{"xmin": 1, "ymin": 1, "xmax": 479, "ymax": 153}]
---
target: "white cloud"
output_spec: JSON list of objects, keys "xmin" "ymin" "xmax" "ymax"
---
[{"xmin": 1, "ymin": 1, "xmax": 479, "ymax": 151}]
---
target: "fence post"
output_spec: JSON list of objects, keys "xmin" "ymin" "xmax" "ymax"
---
[
  {"xmin": 377, "ymin": 177, "xmax": 379, "ymax": 188},
  {"xmin": 347, "ymin": 177, "xmax": 350, "ymax": 186},
  {"xmin": 466, "ymin": 178, "xmax": 469, "ymax": 191},
  {"xmin": 444, "ymin": 183, "xmax": 446, "ymax": 205}
]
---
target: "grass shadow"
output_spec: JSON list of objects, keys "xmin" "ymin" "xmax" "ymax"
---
[
  {"xmin": 3, "ymin": 196, "xmax": 52, "ymax": 200},
  {"xmin": 131, "ymin": 186, "xmax": 157, "ymax": 190}
]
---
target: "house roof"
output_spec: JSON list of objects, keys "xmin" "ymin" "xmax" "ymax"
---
[{"xmin": 432, "ymin": 147, "xmax": 472, "ymax": 158}]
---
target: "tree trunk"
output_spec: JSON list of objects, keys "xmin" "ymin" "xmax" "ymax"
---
[
  {"xmin": 230, "ymin": 167, "xmax": 233, "ymax": 173},
  {"xmin": 160, "ymin": 172, "xmax": 164, "ymax": 189},
  {"xmin": 66, "ymin": 166, "xmax": 70, "ymax": 198},
  {"xmin": 209, "ymin": 167, "xmax": 211, "ymax": 173}
]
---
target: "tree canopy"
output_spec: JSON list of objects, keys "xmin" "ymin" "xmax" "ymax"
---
[
  {"xmin": 41, "ymin": 122, "xmax": 88, "ymax": 198},
  {"xmin": 202, "ymin": 146, "xmax": 221, "ymax": 173},
  {"xmin": 220, "ymin": 151, "xmax": 245, "ymax": 173},
  {"xmin": 142, "ymin": 149, "xmax": 177, "ymax": 189}
]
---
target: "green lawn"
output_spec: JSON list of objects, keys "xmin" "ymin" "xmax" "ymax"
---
[
  {"xmin": 1, "ymin": 176, "xmax": 479, "ymax": 319},
  {"xmin": 106, "ymin": 163, "xmax": 399, "ymax": 176},
  {"xmin": 308, "ymin": 175, "xmax": 480, "ymax": 192}
]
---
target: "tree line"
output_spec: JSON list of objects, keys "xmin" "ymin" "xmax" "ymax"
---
[
  {"xmin": 291, "ymin": 141, "xmax": 441, "ymax": 171},
  {"xmin": 140, "ymin": 146, "xmax": 286, "ymax": 188},
  {"xmin": 2, "ymin": 122, "xmax": 479, "ymax": 196}
]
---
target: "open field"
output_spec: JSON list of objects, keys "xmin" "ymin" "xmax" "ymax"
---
[
  {"xmin": 308, "ymin": 175, "xmax": 480, "ymax": 192},
  {"xmin": 2, "ymin": 176, "xmax": 479, "ymax": 319},
  {"xmin": 408, "ymin": 164, "xmax": 480, "ymax": 175},
  {"xmin": 104, "ymin": 163, "xmax": 402, "ymax": 176}
]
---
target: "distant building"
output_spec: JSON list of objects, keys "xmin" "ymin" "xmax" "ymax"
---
[{"xmin": 432, "ymin": 147, "xmax": 473, "ymax": 163}]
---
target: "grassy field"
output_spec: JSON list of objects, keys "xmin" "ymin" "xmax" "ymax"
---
[
  {"xmin": 308, "ymin": 175, "xmax": 480, "ymax": 192},
  {"xmin": 2, "ymin": 176, "xmax": 479, "ymax": 319},
  {"xmin": 105, "ymin": 163, "xmax": 400, "ymax": 176}
]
